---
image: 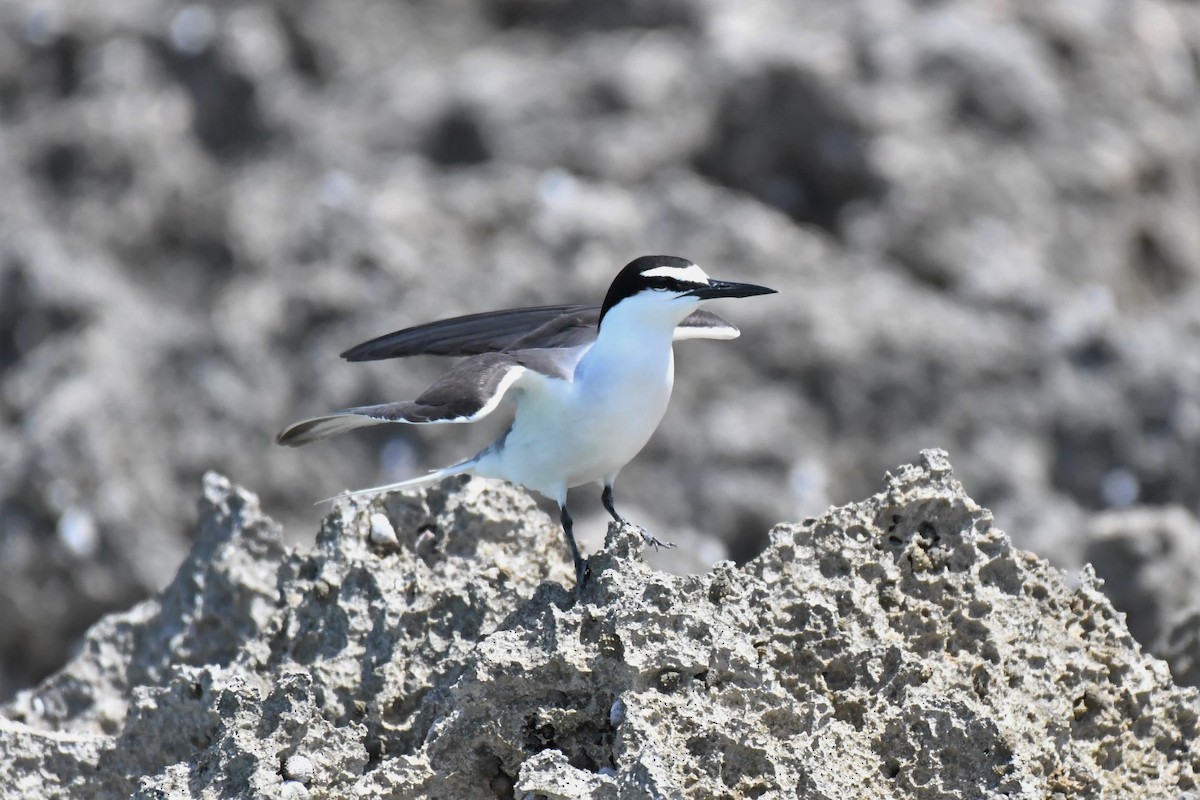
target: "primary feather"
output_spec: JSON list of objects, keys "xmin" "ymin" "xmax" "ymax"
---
[{"xmin": 339, "ymin": 305, "xmax": 739, "ymax": 361}]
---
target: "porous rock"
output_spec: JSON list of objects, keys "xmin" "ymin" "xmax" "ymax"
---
[
  {"xmin": 2, "ymin": 452, "xmax": 1197, "ymax": 799},
  {"xmin": 1159, "ymin": 608, "xmax": 1200, "ymax": 691},
  {"xmin": 1084, "ymin": 505, "xmax": 1200, "ymax": 656},
  {"xmin": 5, "ymin": 0, "xmax": 1200, "ymax": 700}
]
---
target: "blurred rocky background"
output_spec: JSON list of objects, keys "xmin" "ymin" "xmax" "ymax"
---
[{"xmin": 1, "ymin": 0, "xmax": 1198, "ymax": 699}]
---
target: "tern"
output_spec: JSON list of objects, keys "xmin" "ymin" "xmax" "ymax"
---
[{"xmin": 278, "ymin": 255, "xmax": 775, "ymax": 590}]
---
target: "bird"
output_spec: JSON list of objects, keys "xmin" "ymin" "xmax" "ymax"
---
[{"xmin": 277, "ymin": 255, "xmax": 776, "ymax": 590}]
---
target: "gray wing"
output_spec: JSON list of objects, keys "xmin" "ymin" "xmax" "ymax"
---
[
  {"xmin": 675, "ymin": 309, "xmax": 740, "ymax": 340},
  {"xmin": 511, "ymin": 307, "xmax": 737, "ymax": 346},
  {"xmin": 277, "ymin": 353, "xmax": 537, "ymax": 446},
  {"xmin": 279, "ymin": 302, "xmax": 737, "ymax": 446},
  {"xmin": 507, "ymin": 307, "xmax": 601, "ymax": 351},
  {"xmin": 341, "ymin": 305, "xmax": 592, "ymax": 361},
  {"xmin": 341, "ymin": 305, "xmax": 738, "ymax": 361}
]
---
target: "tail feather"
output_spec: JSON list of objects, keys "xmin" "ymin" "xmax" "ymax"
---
[
  {"xmin": 277, "ymin": 413, "xmax": 383, "ymax": 447},
  {"xmin": 318, "ymin": 462, "xmax": 475, "ymax": 505}
]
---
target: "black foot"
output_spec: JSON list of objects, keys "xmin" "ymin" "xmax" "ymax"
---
[
  {"xmin": 601, "ymin": 487, "xmax": 675, "ymax": 552},
  {"xmin": 639, "ymin": 528, "xmax": 677, "ymax": 552}
]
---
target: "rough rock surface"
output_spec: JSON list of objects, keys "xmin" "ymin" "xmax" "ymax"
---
[
  {"xmin": 2, "ymin": 452, "xmax": 1197, "ymax": 799},
  {"xmin": 3, "ymin": 0, "xmax": 1200, "ymax": 700}
]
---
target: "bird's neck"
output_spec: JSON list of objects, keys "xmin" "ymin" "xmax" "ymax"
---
[
  {"xmin": 597, "ymin": 294, "xmax": 689, "ymax": 340},
  {"xmin": 594, "ymin": 302, "xmax": 679, "ymax": 350},
  {"xmin": 580, "ymin": 302, "xmax": 680, "ymax": 386}
]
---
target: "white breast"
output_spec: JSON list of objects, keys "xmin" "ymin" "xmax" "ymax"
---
[
  {"xmin": 566, "ymin": 335, "xmax": 675, "ymax": 485},
  {"xmin": 486, "ymin": 322, "xmax": 677, "ymax": 499},
  {"xmin": 471, "ymin": 287, "xmax": 701, "ymax": 503}
]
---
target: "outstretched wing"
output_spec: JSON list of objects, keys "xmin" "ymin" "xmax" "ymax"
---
[
  {"xmin": 278, "ymin": 353, "xmax": 532, "ymax": 446},
  {"xmin": 674, "ymin": 309, "xmax": 740, "ymax": 340},
  {"xmin": 340, "ymin": 305, "xmax": 739, "ymax": 361},
  {"xmin": 341, "ymin": 305, "xmax": 591, "ymax": 361},
  {"xmin": 276, "ymin": 348, "xmax": 580, "ymax": 447},
  {"xmin": 497, "ymin": 307, "xmax": 736, "ymax": 348}
]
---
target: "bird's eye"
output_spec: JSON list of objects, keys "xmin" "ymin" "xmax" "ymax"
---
[{"xmin": 643, "ymin": 277, "xmax": 692, "ymax": 293}]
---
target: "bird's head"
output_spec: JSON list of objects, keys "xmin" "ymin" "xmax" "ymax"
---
[{"xmin": 598, "ymin": 255, "xmax": 776, "ymax": 328}]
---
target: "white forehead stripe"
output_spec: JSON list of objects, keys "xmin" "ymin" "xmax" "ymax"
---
[{"xmin": 642, "ymin": 262, "xmax": 710, "ymax": 285}]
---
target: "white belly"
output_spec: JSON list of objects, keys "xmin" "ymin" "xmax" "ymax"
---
[{"xmin": 483, "ymin": 340, "xmax": 675, "ymax": 500}]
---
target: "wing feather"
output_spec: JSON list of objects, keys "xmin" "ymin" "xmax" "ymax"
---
[
  {"xmin": 674, "ymin": 309, "xmax": 740, "ymax": 340},
  {"xmin": 341, "ymin": 305, "xmax": 591, "ymax": 361},
  {"xmin": 281, "ymin": 303, "xmax": 740, "ymax": 446},
  {"xmin": 277, "ymin": 354, "xmax": 530, "ymax": 446},
  {"xmin": 341, "ymin": 305, "xmax": 738, "ymax": 361}
]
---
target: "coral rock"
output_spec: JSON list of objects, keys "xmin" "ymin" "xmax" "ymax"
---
[{"xmin": 2, "ymin": 454, "xmax": 1197, "ymax": 798}]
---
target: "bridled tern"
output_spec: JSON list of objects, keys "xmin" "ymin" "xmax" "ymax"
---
[{"xmin": 278, "ymin": 255, "xmax": 776, "ymax": 590}]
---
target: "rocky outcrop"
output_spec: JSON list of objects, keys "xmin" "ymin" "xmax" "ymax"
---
[
  {"xmin": 3, "ymin": 452, "xmax": 1196, "ymax": 798},
  {"xmin": 4, "ymin": 0, "xmax": 1200, "ymax": 701}
]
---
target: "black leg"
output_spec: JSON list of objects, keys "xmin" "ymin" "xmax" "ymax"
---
[
  {"xmin": 560, "ymin": 505, "xmax": 587, "ymax": 593},
  {"xmin": 601, "ymin": 484, "xmax": 624, "ymax": 523},
  {"xmin": 601, "ymin": 485, "xmax": 676, "ymax": 552}
]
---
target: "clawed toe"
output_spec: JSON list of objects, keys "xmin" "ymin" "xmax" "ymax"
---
[{"xmin": 639, "ymin": 530, "xmax": 677, "ymax": 551}]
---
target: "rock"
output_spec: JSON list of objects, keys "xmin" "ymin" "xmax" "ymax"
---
[
  {"xmin": 368, "ymin": 512, "xmax": 400, "ymax": 549},
  {"xmin": 1159, "ymin": 607, "xmax": 1200, "ymax": 690},
  {"xmin": 1, "ymin": 453, "xmax": 1196, "ymax": 798},
  {"xmin": 279, "ymin": 781, "xmax": 310, "ymax": 800},
  {"xmin": 283, "ymin": 754, "xmax": 315, "ymax": 783},
  {"xmin": 1084, "ymin": 505, "xmax": 1200, "ymax": 652},
  {"xmin": 3, "ymin": 0, "xmax": 1200, "ymax": 703},
  {"xmin": 516, "ymin": 749, "xmax": 617, "ymax": 800}
]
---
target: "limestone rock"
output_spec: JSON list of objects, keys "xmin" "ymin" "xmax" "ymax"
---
[
  {"xmin": 4, "ymin": 0, "xmax": 1200, "ymax": 701},
  {"xmin": 2, "ymin": 453, "xmax": 1197, "ymax": 798},
  {"xmin": 1084, "ymin": 506, "xmax": 1200, "ymax": 653}
]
